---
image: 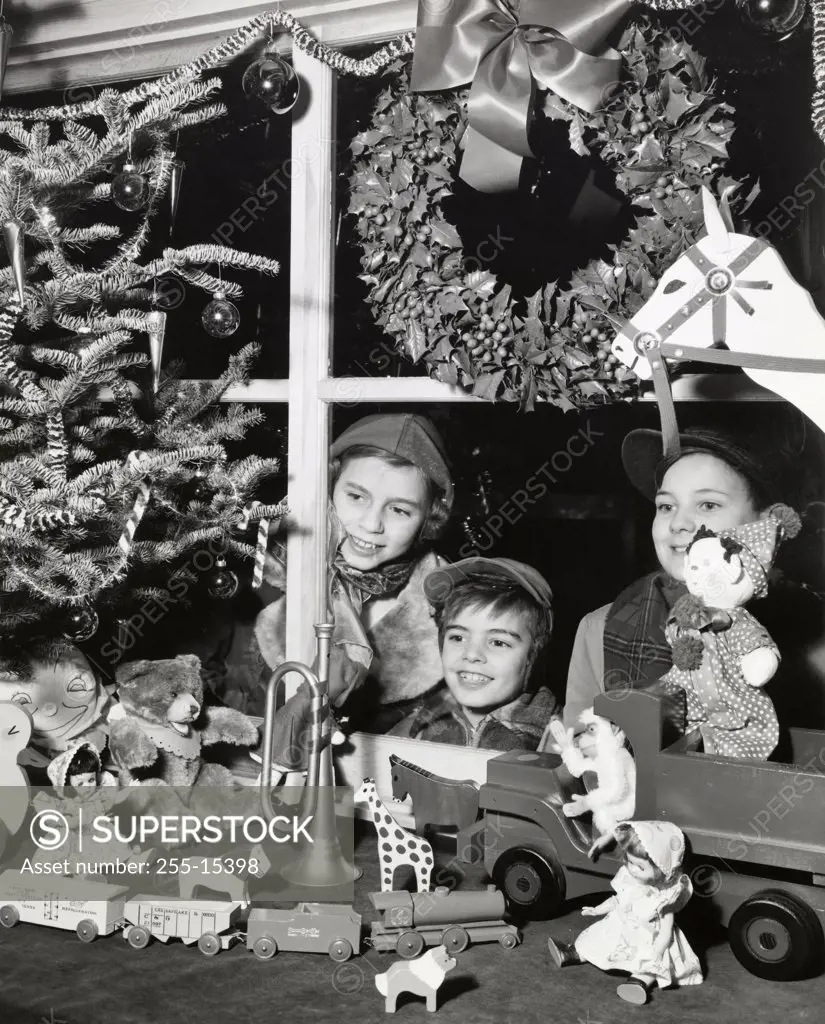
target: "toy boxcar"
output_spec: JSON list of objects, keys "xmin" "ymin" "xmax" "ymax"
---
[
  {"xmin": 0, "ymin": 869, "xmax": 129, "ymax": 942},
  {"xmin": 246, "ymin": 902, "xmax": 361, "ymax": 961},
  {"xmin": 122, "ymin": 897, "xmax": 245, "ymax": 955},
  {"xmin": 369, "ymin": 885, "xmax": 521, "ymax": 957}
]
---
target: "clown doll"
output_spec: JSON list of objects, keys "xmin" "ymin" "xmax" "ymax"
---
[
  {"xmin": 547, "ymin": 820, "xmax": 702, "ymax": 1005},
  {"xmin": 0, "ymin": 638, "xmax": 113, "ymax": 774},
  {"xmin": 661, "ymin": 504, "xmax": 801, "ymax": 760}
]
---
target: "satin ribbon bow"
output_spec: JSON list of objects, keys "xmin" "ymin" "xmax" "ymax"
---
[{"xmin": 411, "ymin": 0, "xmax": 632, "ymax": 192}]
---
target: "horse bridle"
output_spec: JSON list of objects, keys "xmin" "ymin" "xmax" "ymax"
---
[{"xmin": 618, "ymin": 238, "xmax": 825, "ymax": 458}]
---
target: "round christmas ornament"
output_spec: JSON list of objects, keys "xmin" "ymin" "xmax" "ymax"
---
[
  {"xmin": 63, "ymin": 602, "xmax": 99, "ymax": 642},
  {"xmin": 208, "ymin": 557, "xmax": 239, "ymax": 599},
  {"xmin": 112, "ymin": 162, "xmax": 149, "ymax": 212},
  {"xmin": 202, "ymin": 289, "xmax": 241, "ymax": 338},
  {"xmin": 185, "ymin": 468, "xmax": 212, "ymax": 503},
  {"xmin": 736, "ymin": 0, "xmax": 808, "ymax": 38},
  {"xmin": 242, "ymin": 49, "xmax": 300, "ymax": 114},
  {"xmin": 349, "ymin": 14, "xmax": 754, "ymax": 410}
]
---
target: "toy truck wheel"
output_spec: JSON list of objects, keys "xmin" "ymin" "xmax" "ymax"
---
[
  {"xmin": 0, "ymin": 905, "xmax": 19, "ymax": 929},
  {"xmin": 492, "ymin": 847, "xmax": 566, "ymax": 921},
  {"xmin": 252, "ymin": 936, "xmax": 278, "ymax": 960},
  {"xmin": 441, "ymin": 926, "xmax": 469, "ymax": 954},
  {"xmin": 328, "ymin": 939, "xmax": 353, "ymax": 962},
  {"xmin": 127, "ymin": 926, "xmax": 151, "ymax": 950},
  {"xmin": 76, "ymin": 919, "xmax": 98, "ymax": 943},
  {"xmin": 498, "ymin": 932, "xmax": 518, "ymax": 950},
  {"xmin": 397, "ymin": 931, "xmax": 425, "ymax": 959},
  {"xmin": 198, "ymin": 932, "xmax": 222, "ymax": 957},
  {"xmin": 728, "ymin": 890, "xmax": 824, "ymax": 981}
]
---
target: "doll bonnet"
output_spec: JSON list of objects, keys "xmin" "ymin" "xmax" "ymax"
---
[
  {"xmin": 719, "ymin": 503, "xmax": 801, "ymax": 600},
  {"xmin": 623, "ymin": 820, "xmax": 686, "ymax": 878},
  {"xmin": 46, "ymin": 741, "xmax": 102, "ymax": 794}
]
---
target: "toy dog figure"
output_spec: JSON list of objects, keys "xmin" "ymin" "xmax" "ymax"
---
[{"xmin": 375, "ymin": 945, "xmax": 457, "ymax": 1013}]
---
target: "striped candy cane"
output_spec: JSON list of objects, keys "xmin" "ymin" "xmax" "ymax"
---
[
  {"xmin": 252, "ymin": 517, "xmax": 270, "ymax": 589},
  {"xmin": 118, "ymin": 453, "xmax": 151, "ymax": 558}
]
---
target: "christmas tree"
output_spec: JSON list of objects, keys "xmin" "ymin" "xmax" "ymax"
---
[{"xmin": 0, "ymin": 61, "xmax": 287, "ymax": 654}]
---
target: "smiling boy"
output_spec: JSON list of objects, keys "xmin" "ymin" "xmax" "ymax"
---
[{"xmin": 388, "ymin": 557, "xmax": 557, "ymax": 749}]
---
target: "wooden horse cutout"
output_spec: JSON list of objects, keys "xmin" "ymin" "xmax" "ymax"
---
[
  {"xmin": 612, "ymin": 188, "xmax": 825, "ymax": 435},
  {"xmin": 355, "ymin": 778, "xmax": 434, "ymax": 893},
  {"xmin": 389, "ymin": 754, "xmax": 480, "ymax": 833}
]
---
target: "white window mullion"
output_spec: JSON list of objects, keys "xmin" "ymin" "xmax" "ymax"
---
[{"xmin": 284, "ymin": 50, "xmax": 336, "ymax": 672}]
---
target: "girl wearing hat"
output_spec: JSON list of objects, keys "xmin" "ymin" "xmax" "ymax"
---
[
  {"xmin": 547, "ymin": 820, "xmax": 703, "ymax": 1004},
  {"xmin": 562, "ymin": 428, "xmax": 825, "ymax": 742},
  {"xmin": 234, "ymin": 413, "xmax": 454, "ymax": 767}
]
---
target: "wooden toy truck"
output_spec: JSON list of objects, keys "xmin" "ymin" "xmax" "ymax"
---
[
  {"xmin": 0, "ymin": 870, "xmax": 129, "ymax": 941},
  {"xmin": 451, "ymin": 687, "xmax": 825, "ymax": 981},
  {"xmin": 122, "ymin": 897, "xmax": 245, "ymax": 955},
  {"xmin": 369, "ymin": 884, "xmax": 520, "ymax": 957}
]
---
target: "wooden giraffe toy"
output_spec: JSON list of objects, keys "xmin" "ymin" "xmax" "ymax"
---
[{"xmin": 355, "ymin": 778, "xmax": 434, "ymax": 893}]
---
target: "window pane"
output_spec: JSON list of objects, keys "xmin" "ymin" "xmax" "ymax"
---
[
  {"xmin": 15, "ymin": 72, "xmax": 291, "ymax": 382},
  {"xmin": 333, "ymin": 48, "xmax": 429, "ymax": 379},
  {"xmin": 331, "ymin": 401, "xmax": 825, "ymax": 742}
]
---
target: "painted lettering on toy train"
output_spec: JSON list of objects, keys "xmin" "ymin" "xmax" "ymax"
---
[{"xmin": 287, "ymin": 926, "xmax": 321, "ymax": 938}]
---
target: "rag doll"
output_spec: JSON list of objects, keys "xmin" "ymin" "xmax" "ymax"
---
[
  {"xmin": 661, "ymin": 504, "xmax": 801, "ymax": 760},
  {"xmin": 547, "ymin": 820, "xmax": 703, "ymax": 1005},
  {"xmin": 547, "ymin": 709, "xmax": 636, "ymax": 858}
]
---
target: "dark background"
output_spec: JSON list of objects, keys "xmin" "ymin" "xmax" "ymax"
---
[{"xmin": 17, "ymin": 6, "xmax": 825, "ymax": 702}]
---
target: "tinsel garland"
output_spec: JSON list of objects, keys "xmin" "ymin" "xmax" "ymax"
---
[
  {"xmin": 814, "ymin": 0, "xmax": 825, "ymax": 146},
  {"xmin": 0, "ymin": 10, "xmax": 415, "ymax": 121}
]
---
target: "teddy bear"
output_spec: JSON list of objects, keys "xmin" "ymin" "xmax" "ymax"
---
[
  {"xmin": 108, "ymin": 654, "xmax": 259, "ymax": 791},
  {"xmin": 661, "ymin": 504, "xmax": 801, "ymax": 761}
]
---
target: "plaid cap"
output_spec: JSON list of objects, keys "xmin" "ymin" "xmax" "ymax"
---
[
  {"xmin": 331, "ymin": 414, "xmax": 453, "ymax": 508},
  {"xmin": 424, "ymin": 557, "xmax": 554, "ymax": 631}
]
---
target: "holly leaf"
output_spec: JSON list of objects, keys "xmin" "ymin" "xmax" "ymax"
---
[
  {"xmin": 409, "ymin": 190, "xmax": 430, "ymax": 223},
  {"xmin": 429, "ymin": 218, "xmax": 462, "ymax": 249},
  {"xmin": 426, "ymin": 161, "xmax": 454, "ymax": 183},
  {"xmin": 404, "ymin": 319, "xmax": 427, "ymax": 362},
  {"xmin": 541, "ymin": 92, "xmax": 574, "ymax": 122},
  {"xmin": 491, "ymin": 284, "xmax": 512, "ymax": 320},
  {"xmin": 392, "ymin": 189, "xmax": 414, "ymax": 210},
  {"xmin": 519, "ymin": 370, "xmax": 538, "ymax": 413},
  {"xmin": 409, "ymin": 241, "xmax": 431, "ymax": 267},
  {"xmin": 472, "ymin": 368, "xmax": 507, "ymax": 400},
  {"xmin": 665, "ymin": 87, "xmax": 701, "ymax": 125},
  {"xmin": 630, "ymin": 135, "xmax": 665, "ymax": 167},
  {"xmin": 526, "ymin": 289, "xmax": 542, "ymax": 319},
  {"xmin": 390, "ymin": 165, "xmax": 413, "ymax": 193},
  {"xmin": 465, "ymin": 269, "xmax": 497, "ymax": 298},
  {"xmin": 439, "ymin": 292, "xmax": 468, "ymax": 316}
]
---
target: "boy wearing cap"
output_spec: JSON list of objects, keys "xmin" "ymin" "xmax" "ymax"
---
[
  {"xmin": 235, "ymin": 413, "xmax": 457, "ymax": 769},
  {"xmin": 563, "ymin": 427, "xmax": 825, "ymax": 744},
  {"xmin": 389, "ymin": 558, "xmax": 558, "ymax": 750}
]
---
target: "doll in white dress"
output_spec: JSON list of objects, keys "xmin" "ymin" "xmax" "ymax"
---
[{"xmin": 547, "ymin": 820, "xmax": 703, "ymax": 1005}]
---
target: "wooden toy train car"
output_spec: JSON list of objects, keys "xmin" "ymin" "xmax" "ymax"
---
[
  {"xmin": 0, "ymin": 870, "xmax": 130, "ymax": 942},
  {"xmin": 369, "ymin": 884, "xmax": 520, "ymax": 957},
  {"xmin": 122, "ymin": 897, "xmax": 245, "ymax": 955},
  {"xmin": 429, "ymin": 687, "xmax": 825, "ymax": 981},
  {"xmin": 246, "ymin": 902, "xmax": 362, "ymax": 961}
]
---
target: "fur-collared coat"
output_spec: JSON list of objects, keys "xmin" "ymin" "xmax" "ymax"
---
[{"xmin": 217, "ymin": 551, "xmax": 446, "ymax": 725}]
